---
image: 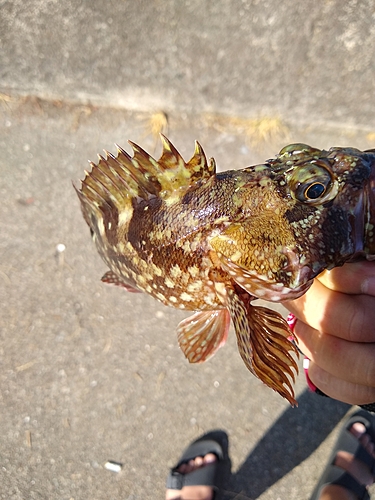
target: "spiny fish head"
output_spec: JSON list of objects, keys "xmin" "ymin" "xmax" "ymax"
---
[
  {"xmin": 211, "ymin": 144, "xmax": 375, "ymax": 295},
  {"xmin": 270, "ymin": 144, "xmax": 375, "ymax": 268}
]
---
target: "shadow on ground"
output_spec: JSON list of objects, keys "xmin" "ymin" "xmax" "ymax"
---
[{"xmin": 225, "ymin": 390, "xmax": 350, "ymax": 499}]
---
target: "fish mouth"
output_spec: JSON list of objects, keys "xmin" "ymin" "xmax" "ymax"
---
[
  {"xmin": 355, "ymin": 154, "xmax": 375, "ymax": 258},
  {"xmin": 353, "ymin": 190, "xmax": 366, "ymax": 254}
]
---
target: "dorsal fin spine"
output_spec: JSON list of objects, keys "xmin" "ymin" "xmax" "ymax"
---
[
  {"xmin": 103, "ymin": 150, "xmax": 132, "ymax": 188},
  {"xmin": 160, "ymin": 134, "xmax": 183, "ymax": 160},
  {"xmin": 88, "ymin": 158, "xmax": 127, "ymax": 207},
  {"xmin": 115, "ymin": 143, "xmax": 159, "ymax": 197},
  {"xmin": 85, "ymin": 166, "xmax": 121, "ymax": 203},
  {"xmin": 81, "ymin": 179, "xmax": 112, "ymax": 208},
  {"xmin": 159, "ymin": 134, "xmax": 186, "ymax": 171},
  {"xmin": 102, "ymin": 150, "xmax": 137, "ymax": 195},
  {"xmin": 96, "ymin": 155, "xmax": 127, "ymax": 197},
  {"xmin": 77, "ymin": 137, "xmax": 216, "ymax": 216},
  {"xmin": 209, "ymin": 157, "xmax": 216, "ymax": 174},
  {"xmin": 127, "ymin": 141, "xmax": 162, "ymax": 195}
]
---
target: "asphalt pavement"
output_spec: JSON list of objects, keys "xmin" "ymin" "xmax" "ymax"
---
[{"xmin": 2, "ymin": 96, "xmax": 375, "ymax": 499}]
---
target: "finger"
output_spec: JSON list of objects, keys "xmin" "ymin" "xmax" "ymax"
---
[
  {"xmin": 307, "ymin": 361, "xmax": 375, "ymax": 406},
  {"xmin": 294, "ymin": 320, "xmax": 375, "ymax": 388},
  {"xmin": 317, "ymin": 261, "xmax": 375, "ymax": 295},
  {"xmin": 286, "ymin": 279, "xmax": 375, "ymax": 342}
]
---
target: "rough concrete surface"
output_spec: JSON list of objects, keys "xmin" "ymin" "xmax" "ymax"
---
[
  {"xmin": 1, "ymin": 97, "xmax": 374, "ymax": 499},
  {"xmin": 2, "ymin": 0, "xmax": 375, "ymax": 129},
  {"xmin": 1, "ymin": 0, "xmax": 375, "ymax": 498}
]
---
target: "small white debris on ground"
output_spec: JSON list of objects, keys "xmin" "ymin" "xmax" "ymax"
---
[
  {"xmin": 56, "ymin": 243, "xmax": 66, "ymax": 253},
  {"xmin": 104, "ymin": 461, "xmax": 123, "ymax": 473},
  {"xmin": 55, "ymin": 243, "xmax": 66, "ymax": 266}
]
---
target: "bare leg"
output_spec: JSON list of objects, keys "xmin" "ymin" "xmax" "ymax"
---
[{"xmin": 318, "ymin": 422, "xmax": 375, "ymax": 500}]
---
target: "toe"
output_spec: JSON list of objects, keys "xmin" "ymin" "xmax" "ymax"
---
[
  {"xmin": 350, "ymin": 422, "xmax": 366, "ymax": 441},
  {"xmin": 330, "ymin": 420, "xmax": 375, "ymax": 489},
  {"xmin": 202, "ymin": 453, "xmax": 217, "ymax": 465},
  {"xmin": 350, "ymin": 421, "xmax": 375, "ymax": 462}
]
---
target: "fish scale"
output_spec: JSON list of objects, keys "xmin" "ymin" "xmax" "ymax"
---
[{"xmin": 75, "ymin": 136, "xmax": 375, "ymax": 405}]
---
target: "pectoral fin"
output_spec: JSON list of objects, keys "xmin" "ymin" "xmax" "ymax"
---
[
  {"xmin": 213, "ymin": 248, "xmax": 311, "ymax": 302},
  {"xmin": 177, "ymin": 309, "xmax": 230, "ymax": 363},
  {"xmin": 101, "ymin": 271, "xmax": 141, "ymax": 292},
  {"xmin": 226, "ymin": 287, "xmax": 299, "ymax": 405},
  {"xmin": 210, "ymin": 222, "xmax": 312, "ymax": 301}
]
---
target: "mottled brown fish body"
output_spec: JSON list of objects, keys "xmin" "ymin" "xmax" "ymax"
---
[
  {"xmin": 76, "ymin": 137, "xmax": 375, "ymax": 405},
  {"xmin": 111, "ymin": 171, "xmax": 242, "ymax": 311}
]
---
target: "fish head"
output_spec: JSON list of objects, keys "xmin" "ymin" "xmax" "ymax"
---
[
  {"xmin": 211, "ymin": 144, "xmax": 375, "ymax": 300},
  {"xmin": 273, "ymin": 144, "xmax": 375, "ymax": 268}
]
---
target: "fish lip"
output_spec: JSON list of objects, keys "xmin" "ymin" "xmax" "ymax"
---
[
  {"xmin": 352, "ymin": 156, "xmax": 375, "ymax": 257},
  {"xmin": 353, "ymin": 190, "xmax": 365, "ymax": 254},
  {"xmin": 365, "ymin": 160, "xmax": 375, "ymax": 245}
]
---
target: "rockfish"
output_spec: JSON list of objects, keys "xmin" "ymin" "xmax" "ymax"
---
[{"xmin": 75, "ymin": 137, "xmax": 375, "ymax": 405}]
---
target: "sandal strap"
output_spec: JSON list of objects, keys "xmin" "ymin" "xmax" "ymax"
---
[
  {"xmin": 309, "ymin": 410, "xmax": 375, "ymax": 500},
  {"xmin": 166, "ymin": 471, "xmax": 184, "ymax": 490},
  {"xmin": 166, "ymin": 430, "xmax": 230, "ymax": 498},
  {"xmin": 355, "ymin": 444, "xmax": 375, "ymax": 474},
  {"xmin": 330, "ymin": 468, "xmax": 369, "ymax": 500},
  {"xmin": 345, "ymin": 411, "xmax": 375, "ymax": 474},
  {"xmin": 183, "ymin": 461, "xmax": 220, "ymax": 488}
]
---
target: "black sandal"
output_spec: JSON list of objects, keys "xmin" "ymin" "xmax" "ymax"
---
[
  {"xmin": 166, "ymin": 430, "xmax": 231, "ymax": 500},
  {"xmin": 310, "ymin": 410, "xmax": 375, "ymax": 500}
]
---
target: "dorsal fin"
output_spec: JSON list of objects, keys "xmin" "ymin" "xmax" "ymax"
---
[
  {"xmin": 75, "ymin": 136, "xmax": 216, "ymax": 221},
  {"xmin": 156, "ymin": 135, "xmax": 216, "ymax": 194}
]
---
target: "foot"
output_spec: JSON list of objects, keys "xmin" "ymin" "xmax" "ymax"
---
[
  {"xmin": 318, "ymin": 421, "xmax": 375, "ymax": 500},
  {"xmin": 166, "ymin": 453, "xmax": 217, "ymax": 500}
]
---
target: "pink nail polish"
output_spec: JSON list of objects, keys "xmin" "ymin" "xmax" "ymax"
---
[{"xmin": 303, "ymin": 357, "xmax": 318, "ymax": 393}]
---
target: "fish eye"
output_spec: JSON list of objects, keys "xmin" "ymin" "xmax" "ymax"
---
[
  {"xmin": 288, "ymin": 162, "xmax": 337, "ymax": 204},
  {"xmin": 304, "ymin": 182, "xmax": 326, "ymax": 200}
]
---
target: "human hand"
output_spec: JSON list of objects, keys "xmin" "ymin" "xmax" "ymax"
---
[{"xmin": 285, "ymin": 260, "xmax": 375, "ymax": 406}]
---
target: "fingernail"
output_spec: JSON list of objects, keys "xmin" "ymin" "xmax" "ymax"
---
[
  {"xmin": 303, "ymin": 357, "xmax": 318, "ymax": 393},
  {"xmin": 287, "ymin": 313, "xmax": 296, "ymax": 329}
]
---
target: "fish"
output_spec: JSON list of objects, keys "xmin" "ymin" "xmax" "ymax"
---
[{"xmin": 75, "ymin": 136, "xmax": 375, "ymax": 405}]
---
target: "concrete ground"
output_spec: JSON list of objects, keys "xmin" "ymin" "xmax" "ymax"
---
[
  {"xmin": 1, "ymin": 96, "xmax": 375, "ymax": 499},
  {"xmin": 3, "ymin": 0, "xmax": 375, "ymax": 129}
]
